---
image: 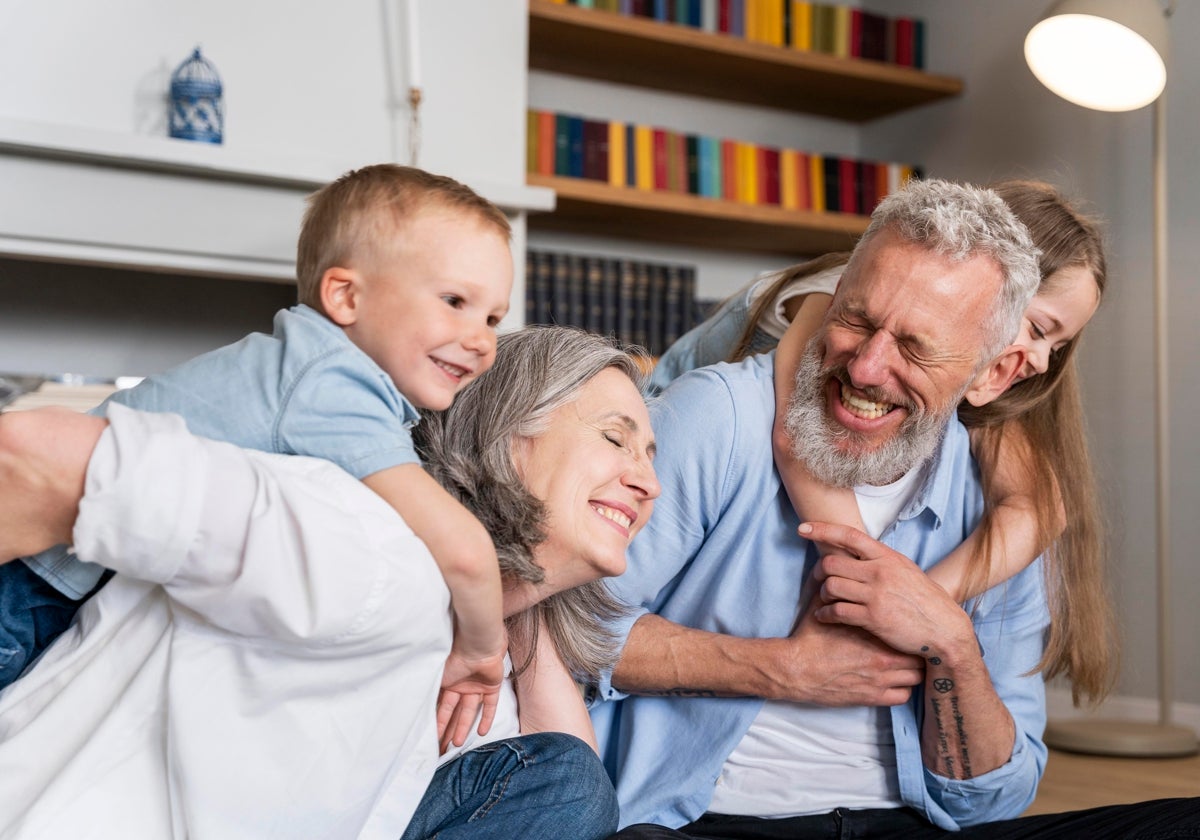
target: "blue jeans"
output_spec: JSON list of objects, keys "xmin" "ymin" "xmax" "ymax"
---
[
  {"xmin": 0, "ymin": 559, "xmax": 89, "ymax": 688},
  {"xmin": 610, "ymin": 798, "xmax": 1200, "ymax": 839},
  {"xmin": 402, "ymin": 733, "xmax": 619, "ymax": 840}
]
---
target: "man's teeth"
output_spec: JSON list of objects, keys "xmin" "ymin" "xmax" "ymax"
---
[
  {"xmin": 840, "ymin": 390, "xmax": 891, "ymax": 419},
  {"xmin": 434, "ymin": 359, "xmax": 468, "ymax": 378},
  {"xmin": 594, "ymin": 504, "xmax": 632, "ymax": 530}
]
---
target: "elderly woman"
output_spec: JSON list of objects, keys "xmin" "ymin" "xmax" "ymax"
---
[{"xmin": 0, "ymin": 326, "xmax": 658, "ymax": 840}]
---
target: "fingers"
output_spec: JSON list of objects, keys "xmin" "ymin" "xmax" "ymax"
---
[
  {"xmin": 798, "ymin": 521, "xmax": 879, "ymax": 558},
  {"xmin": 435, "ymin": 689, "xmax": 463, "ymax": 748},
  {"xmin": 476, "ymin": 689, "xmax": 500, "ymax": 737}
]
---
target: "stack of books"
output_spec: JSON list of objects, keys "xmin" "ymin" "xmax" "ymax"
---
[
  {"xmin": 527, "ymin": 108, "xmax": 922, "ymax": 215},
  {"xmin": 549, "ymin": 1, "xmax": 927, "ymax": 69},
  {"xmin": 525, "ymin": 250, "xmax": 699, "ymax": 357}
]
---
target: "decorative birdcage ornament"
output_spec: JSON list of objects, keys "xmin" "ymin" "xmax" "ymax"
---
[{"xmin": 169, "ymin": 47, "xmax": 223, "ymax": 144}]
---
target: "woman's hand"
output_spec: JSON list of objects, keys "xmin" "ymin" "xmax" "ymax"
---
[{"xmin": 436, "ymin": 644, "xmax": 506, "ymax": 753}]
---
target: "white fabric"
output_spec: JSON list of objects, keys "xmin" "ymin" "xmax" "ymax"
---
[
  {"xmin": 438, "ymin": 659, "xmax": 521, "ymax": 766},
  {"xmin": 854, "ymin": 463, "xmax": 929, "ymax": 541},
  {"xmin": 0, "ymin": 406, "xmax": 453, "ymax": 840},
  {"xmin": 747, "ymin": 265, "xmax": 844, "ymax": 340},
  {"xmin": 709, "ymin": 465, "xmax": 925, "ymax": 819}
]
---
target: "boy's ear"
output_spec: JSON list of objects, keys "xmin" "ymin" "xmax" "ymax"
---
[
  {"xmin": 319, "ymin": 267, "xmax": 362, "ymax": 327},
  {"xmin": 963, "ymin": 345, "xmax": 1026, "ymax": 407}
]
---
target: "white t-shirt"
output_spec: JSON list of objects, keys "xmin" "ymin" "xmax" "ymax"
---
[
  {"xmin": 747, "ymin": 265, "xmax": 844, "ymax": 340},
  {"xmin": 0, "ymin": 406, "xmax": 453, "ymax": 840},
  {"xmin": 708, "ymin": 465, "xmax": 926, "ymax": 819}
]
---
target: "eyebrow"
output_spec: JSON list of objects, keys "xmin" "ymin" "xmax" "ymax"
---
[
  {"xmin": 607, "ymin": 412, "xmax": 657, "ymax": 458},
  {"xmin": 839, "ymin": 302, "xmax": 938, "ymax": 357}
]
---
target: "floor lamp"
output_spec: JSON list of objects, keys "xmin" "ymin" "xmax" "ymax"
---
[{"xmin": 1025, "ymin": 0, "xmax": 1198, "ymax": 757}]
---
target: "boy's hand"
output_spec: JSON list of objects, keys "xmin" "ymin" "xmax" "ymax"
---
[{"xmin": 436, "ymin": 645, "xmax": 506, "ymax": 752}]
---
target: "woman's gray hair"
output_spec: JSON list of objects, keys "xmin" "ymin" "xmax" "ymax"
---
[
  {"xmin": 413, "ymin": 325, "xmax": 649, "ymax": 681},
  {"xmin": 855, "ymin": 178, "xmax": 1041, "ymax": 361}
]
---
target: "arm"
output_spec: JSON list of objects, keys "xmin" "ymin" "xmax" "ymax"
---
[
  {"xmin": 611, "ymin": 610, "xmax": 923, "ymax": 706},
  {"xmin": 511, "ymin": 614, "xmax": 598, "ymax": 752},
  {"xmin": 926, "ymin": 423, "xmax": 1066, "ymax": 602},
  {"xmin": 362, "ymin": 464, "xmax": 506, "ymax": 744},
  {"xmin": 802, "ymin": 521, "xmax": 1018, "ymax": 779},
  {"xmin": 771, "ymin": 293, "xmax": 865, "ymax": 557}
]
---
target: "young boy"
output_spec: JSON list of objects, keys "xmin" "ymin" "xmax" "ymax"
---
[{"xmin": 0, "ymin": 164, "xmax": 512, "ymax": 737}]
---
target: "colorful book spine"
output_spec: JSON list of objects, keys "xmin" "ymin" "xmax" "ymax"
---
[{"xmin": 608, "ymin": 120, "xmax": 627, "ymax": 186}]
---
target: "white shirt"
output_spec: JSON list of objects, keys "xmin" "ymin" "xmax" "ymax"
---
[
  {"xmin": 709, "ymin": 466, "xmax": 925, "ymax": 818},
  {"xmin": 0, "ymin": 406, "xmax": 453, "ymax": 839}
]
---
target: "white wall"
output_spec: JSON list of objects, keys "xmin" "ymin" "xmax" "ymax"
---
[{"xmin": 0, "ymin": 0, "xmax": 533, "ymax": 378}]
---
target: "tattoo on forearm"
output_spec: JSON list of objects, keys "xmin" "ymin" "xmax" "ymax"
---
[
  {"xmin": 640, "ymin": 688, "xmax": 718, "ymax": 698},
  {"xmin": 930, "ymin": 696, "xmax": 955, "ymax": 777},
  {"xmin": 932, "ymin": 677, "xmax": 954, "ymax": 693},
  {"xmin": 951, "ymin": 696, "xmax": 973, "ymax": 778},
  {"xmin": 921, "ymin": 645, "xmax": 942, "ymax": 666}
]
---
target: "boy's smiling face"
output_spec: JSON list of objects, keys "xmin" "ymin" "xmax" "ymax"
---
[{"xmin": 337, "ymin": 205, "xmax": 513, "ymax": 411}]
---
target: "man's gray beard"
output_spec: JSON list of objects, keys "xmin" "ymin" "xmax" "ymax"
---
[{"xmin": 783, "ymin": 341, "xmax": 961, "ymax": 488}]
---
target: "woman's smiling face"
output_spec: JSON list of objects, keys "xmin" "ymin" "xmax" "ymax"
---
[
  {"xmin": 1013, "ymin": 264, "xmax": 1101, "ymax": 381},
  {"xmin": 515, "ymin": 368, "xmax": 660, "ymax": 591}
]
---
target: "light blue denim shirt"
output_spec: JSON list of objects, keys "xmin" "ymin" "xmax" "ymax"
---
[
  {"xmin": 589, "ymin": 353, "xmax": 1049, "ymax": 830},
  {"xmin": 25, "ymin": 304, "xmax": 421, "ymax": 597}
]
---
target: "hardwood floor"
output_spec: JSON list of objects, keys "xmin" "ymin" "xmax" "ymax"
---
[{"xmin": 1026, "ymin": 748, "xmax": 1200, "ymax": 815}]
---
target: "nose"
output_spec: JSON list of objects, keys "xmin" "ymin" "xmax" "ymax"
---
[
  {"xmin": 625, "ymin": 456, "xmax": 661, "ymax": 502},
  {"xmin": 845, "ymin": 331, "xmax": 895, "ymax": 389},
  {"xmin": 1025, "ymin": 344, "xmax": 1050, "ymax": 378},
  {"xmin": 463, "ymin": 319, "xmax": 496, "ymax": 357}
]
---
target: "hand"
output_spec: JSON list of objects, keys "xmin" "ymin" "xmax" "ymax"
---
[
  {"xmin": 0, "ymin": 408, "xmax": 106, "ymax": 561},
  {"xmin": 435, "ymin": 643, "xmax": 505, "ymax": 752},
  {"xmin": 801, "ymin": 521, "xmax": 975, "ymax": 659},
  {"xmin": 774, "ymin": 601, "xmax": 924, "ymax": 707}
]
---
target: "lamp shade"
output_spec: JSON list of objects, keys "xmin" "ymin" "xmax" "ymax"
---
[{"xmin": 1025, "ymin": 0, "xmax": 1168, "ymax": 111}]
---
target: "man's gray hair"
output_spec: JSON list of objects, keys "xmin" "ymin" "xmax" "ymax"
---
[
  {"xmin": 856, "ymin": 178, "xmax": 1041, "ymax": 361},
  {"xmin": 414, "ymin": 325, "xmax": 648, "ymax": 681}
]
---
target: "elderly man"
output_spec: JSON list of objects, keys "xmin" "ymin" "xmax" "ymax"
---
[{"xmin": 589, "ymin": 180, "xmax": 1197, "ymax": 840}]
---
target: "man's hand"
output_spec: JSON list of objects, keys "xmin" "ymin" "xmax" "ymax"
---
[
  {"xmin": 802, "ymin": 521, "xmax": 976, "ymax": 661},
  {"xmin": 778, "ymin": 599, "xmax": 924, "ymax": 707}
]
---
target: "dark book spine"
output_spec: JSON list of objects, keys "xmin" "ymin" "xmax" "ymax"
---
[
  {"xmin": 821, "ymin": 155, "xmax": 839, "ymax": 212},
  {"xmin": 763, "ymin": 146, "xmax": 781, "ymax": 206},
  {"xmin": 839, "ymin": 157, "xmax": 858, "ymax": 215},
  {"xmin": 633, "ymin": 261, "xmax": 651, "ymax": 350},
  {"xmin": 568, "ymin": 116, "xmax": 585, "ymax": 178},
  {"xmin": 664, "ymin": 262, "xmax": 684, "ymax": 349},
  {"xmin": 554, "ymin": 113, "xmax": 571, "ymax": 176},
  {"xmin": 585, "ymin": 256, "xmax": 605, "ymax": 332},
  {"xmin": 550, "ymin": 252, "xmax": 571, "ymax": 325},
  {"xmin": 601, "ymin": 258, "xmax": 620, "ymax": 338},
  {"xmin": 647, "ymin": 262, "xmax": 664, "ymax": 356},
  {"xmin": 686, "ymin": 134, "xmax": 700, "ymax": 195},
  {"xmin": 617, "ymin": 259, "xmax": 637, "ymax": 346},
  {"xmin": 567, "ymin": 253, "xmax": 586, "ymax": 328}
]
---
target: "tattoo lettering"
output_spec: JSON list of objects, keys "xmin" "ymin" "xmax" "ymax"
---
[
  {"xmin": 930, "ymin": 696, "xmax": 955, "ymax": 777},
  {"xmin": 932, "ymin": 677, "xmax": 954, "ymax": 693},
  {"xmin": 641, "ymin": 688, "xmax": 718, "ymax": 698},
  {"xmin": 951, "ymin": 696, "xmax": 973, "ymax": 778},
  {"xmin": 928, "ymin": 656, "xmax": 942, "ymax": 665}
]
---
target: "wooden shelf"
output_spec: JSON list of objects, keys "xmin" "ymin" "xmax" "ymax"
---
[
  {"xmin": 528, "ymin": 1, "xmax": 963, "ymax": 122},
  {"xmin": 527, "ymin": 173, "xmax": 867, "ymax": 255}
]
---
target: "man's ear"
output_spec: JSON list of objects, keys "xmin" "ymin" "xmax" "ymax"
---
[
  {"xmin": 963, "ymin": 345, "xmax": 1027, "ymax": 407},
  {"xmin": 319, "ymin": 267, "xmax": 362, "ymax": 327}
]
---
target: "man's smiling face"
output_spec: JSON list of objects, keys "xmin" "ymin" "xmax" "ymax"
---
[{"xmin": 785, "ymin": 227, "xmax": 1004, "ymax": 487}]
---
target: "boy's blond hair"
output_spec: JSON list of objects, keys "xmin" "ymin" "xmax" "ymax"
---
[{"xmin": 296, "ymin": 164, "xmax": 512, "ymax": 311}]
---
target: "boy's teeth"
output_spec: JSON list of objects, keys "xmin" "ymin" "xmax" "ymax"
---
[
  {"xmin": 434, "ymin": 359, "xmax": 467, "ymax": 377},
  {"xmin": 840, "ymin": 390, "xmax": 891, "ymax": 420}
]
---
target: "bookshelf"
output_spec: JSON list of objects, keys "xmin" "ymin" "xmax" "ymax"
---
[
  {"xmin": 528, "ymin": 172, "xmax": 864, "ymax": 255},
  {"xmin": 527, "ymin": 1, "xmax": 963, "ymax": 122},
  {"xmin": 526, "ymin": 1, "xmax": 962, "ymax": 255}
]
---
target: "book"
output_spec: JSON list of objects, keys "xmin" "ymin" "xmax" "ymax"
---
[
  {"xmin": 721, "ymin": 138, "xmax": 738, "ymax": 201},
  {"xmin": 647, "ymin": 261, "xmax": 664, "ymax": 355},
  {"xmin": 652, "ymin": 128, "xmax": 669, "ymax": 191},
  {"xmin": 859, "ymin": 10, "xmax": 888, "ymax": 62},
  {"xmin": 585, "ymin": 256, "xmax": 605, "ymax": 331},
  {"xmin": 608, "ymin": 120, "xmax": 627, "ymax": 186},
  {"xmin": 809, "ymin": 152, "xmax": 825, "ymax": 211},
  {"xmin": 894, "ymin": 17, "xmax": 915, "ymax": 67},
  {"xmin": 790, "ymin": 1, "xmax": 812, "ymax": 50},
  {"xmin": 832, "ymin": 4, "xmax": 851, "ymax": 58},
  {"xmin": 634, "ymin": 124, "xmax": 654, "ymax": 189},
  {"xmin": 686, "ymin": 134, "xmax": 700, "ymax": 195},
  {"xmin": 550, "ymin": 251, "xmax": 571, "ymax": 325},
  {"xmin": 537, "ymin": 111, "xmax": 556, "ymax": 175},
  {"xmin": 822, "ymin": 155, "xmax": 840, "ymax": 212},
  {"xmin": 601, "ymin": 258, "xmax": 620, "ymax": 337},
  {"xmin": 617, "ymin": 259, "xmax": 636, "ymax": 344},
  {"xmin": 838, "ymin": 156, "xmax": 857, "ymax": 214},
  {"xmin": 568, "ymin": 115, "xmax": 585, "ymax": 178},
  {"xmin": 554, "ymin": 113, "xmax": 572, "ymax": 176},
  {"xmin": 525, "ymin": 109, "xmax": 538, "ymax": 174},
  {"xmin": 780, "ymin": 148, "xmax": 797, "ymax": 210},
  {"xmin": 762, "ymin": 145, "xmax": 781, "ymax": 206}
]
